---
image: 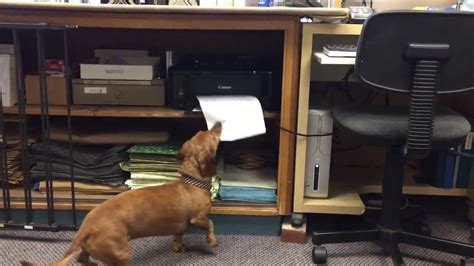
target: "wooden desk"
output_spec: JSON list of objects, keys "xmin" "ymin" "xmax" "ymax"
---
[
  {"xmin": 0, "ymin": 3, "xmax": 348, "ymax": 217},
  {"xmin": 293, "ymin": 23, "xmax": 470, "ymax": 216}
]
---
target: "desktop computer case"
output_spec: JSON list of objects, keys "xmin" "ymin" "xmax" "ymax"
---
[{"xmin": 304, "ymin": 108, "xmax": 333, "ymax": 198}]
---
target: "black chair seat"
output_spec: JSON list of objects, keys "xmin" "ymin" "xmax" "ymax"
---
[{"xmin": 332, "ymin": 105, "xmax": 471, "ymax": 145}]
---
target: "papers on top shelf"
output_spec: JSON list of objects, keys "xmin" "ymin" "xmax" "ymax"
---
[
  {"xmin": 314, "ymin": 52, "xmax": 355, "ymax": 65},
  {"xmin": 197, "ymin": 95, "xmax": 266, "ymax": 142}
]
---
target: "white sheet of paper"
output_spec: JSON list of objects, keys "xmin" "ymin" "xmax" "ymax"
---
[{"xmin": 197, "ymin": 95, "xmax": 266, "ymax": 141}]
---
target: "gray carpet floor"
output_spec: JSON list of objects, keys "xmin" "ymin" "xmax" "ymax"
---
[{"xmin": 0, "ymin": 214, "xmax": 471, "ymax": 265}]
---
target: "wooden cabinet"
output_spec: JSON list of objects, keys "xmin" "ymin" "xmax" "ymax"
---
[{"xmin": 0, "ymin": 3, "xmax": 312, "ymax": 217}]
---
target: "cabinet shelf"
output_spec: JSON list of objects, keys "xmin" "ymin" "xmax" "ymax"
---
[
  {"xmin": 313, "ymin": 52, "xmax": 355, "ymax": 65},
  {"xmin": 2, "ymin": 105, "xmax": 279, "ymax": 119},
  {"xmin": 1, "ymin": 187, "xmax": 279, "ymax": 216},
  {"xmin": 300, "ymin": 168, "xmax": 468, "ymax": 216}
]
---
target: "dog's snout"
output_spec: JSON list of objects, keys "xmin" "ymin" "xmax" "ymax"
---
[{"xmin": 210, "ymin": 122, "xmax": 222, "ymax": 138}]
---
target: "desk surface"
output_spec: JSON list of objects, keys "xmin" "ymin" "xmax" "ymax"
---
[{"xmin": 0, "ymin": 2, "xmax": 348, "ymax": 18}]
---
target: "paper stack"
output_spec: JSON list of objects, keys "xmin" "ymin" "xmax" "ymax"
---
[
  {"xmin": 219, "ymin": 164, "xmax": 277, "ymax": 203},
  {"xmin": 121, "ymin": 144, "xmax": 221, "ymax": 200}
]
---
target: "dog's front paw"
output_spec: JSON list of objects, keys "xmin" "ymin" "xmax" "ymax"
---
[
  {"xmin": 207, "ymin": 236, "xmax": 218, "ymax": 247},
  {"xmin": 172, "ymin": 243, "xmax": 186, "ymax": 252}
]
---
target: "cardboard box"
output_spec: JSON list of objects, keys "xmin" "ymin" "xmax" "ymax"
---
[
  {"xmin": 77, "ymin": 79, "xmax": 164, "ymax": 86},
  {"xmin": 0, "ymin": 44, "xmax": 14, "ymax": 54},
  {"xmin": 72, "ymin": 80, "xmax": 165, "ymax": 106},
  {"xmin": 25, "ymin": 75, "xmax": 67, "ymax": 105},
  {"xmin": 94, "ymin": 49, "xmax": 149, "ymax": 57},
  {"xmin": 80, "ymin": 64, "xmax": 156, "ymax": 80},
  {"xmin": 0, "ymin": 54, "xmax": 17, "ymax": 107},
  {"xmin": 99, "ymin": 56, "xmax": 160, "ymax": 66}
]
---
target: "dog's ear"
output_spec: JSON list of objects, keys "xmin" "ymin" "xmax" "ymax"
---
[
  {"xmin": 176, "ymin": 149, "xmax": 184, "ymax": 160},
  {"xmin": 176, "ymin": 142, "xmax": 188, "ymax": 160},
  {"xmin": 197, "ymin": 149, "xmax": 216, "ymax": 178}
]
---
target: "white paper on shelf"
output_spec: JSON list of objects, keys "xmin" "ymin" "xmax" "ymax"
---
[{"xmin": 197, "ymin": 95, "xmax": 266, "ymax": 142}]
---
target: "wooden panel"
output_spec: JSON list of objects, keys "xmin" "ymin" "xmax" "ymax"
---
[
  {"xmin": 280, "ymin": 216, "xmax": 307, "ymax": 244},
  {"xmin": 0, "ymin": 2, "xmax": 349, "ymax": 17},
  {"xmin": 0, "ymin": 9, "xmax": 295, "ymax": 31},
  {"xmin": 210, "ymin": 205, "xmax": 279, "ymax": 216},
  {"xmin": 293, "ymin": 24, "xmax": 362, "ymax": 213},
  {"xmin": 302, "ymin": 190, "xmax": 365, "ymax": 215},
  {"xmin": 293, "ymin": 25, "xmax": 315, "ymax": 213},
  {"xmin": 2, "ymin": 105, "xmax": 278, "ymax": 118},
  {"xmin": 5, "ymin": 201, "xmax": 279, "ymax": 216},
  {"xmin": 1, "ymin": 187, "xmax": 279, "ymax": 216},
  {"xmin": 277, "ymin": 19, "xmax": 301, "ymax": 216},
  {"xmin": 300, "ymin": 167, "xmax": 468, "ymax": 215},
  {"xmin": 344, "ymin": 0, "xmax": 456, "ymax": 11},
  {"xmin": 0, "ymin": 6, "xmax": 306, "ymax": 218},
  {"xmin": 3, "ymin": 105, "xmax": 94, "ymax": 116}
]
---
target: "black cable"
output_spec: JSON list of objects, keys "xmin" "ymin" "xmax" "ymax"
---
[
  {"xmin": 365, "ymin": 197, "xmax": 409, "ymax": 211},
  {"xmin": 305, "ymin": 0, "xmax": 315, "ymax": 7},
  {"xmin": 364, "ymin": 90, "xmax": 379, "ymax": 104},
  {"xmin": 280, "ymin": 127, "xmax": 333, "ymax": 137},
  {"xmin": 341, "ymin": 67, "xmax": 355, "ymax": 102},
  {"xmin": 333, "ymin": 144, "xmax": 362, "ymax": 153}
]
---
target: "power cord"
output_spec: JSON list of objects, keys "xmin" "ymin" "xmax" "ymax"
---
[
  {"xmin": 280, "ymin": 127, "xmax": 333, "ymax": 137},
  {"xmin": 340, "ymin": 67, "xmax": 379, "ymax": 105},
  {"xmin": 365, "ymin": 197, "xmax": 410, "ymax": 211}
]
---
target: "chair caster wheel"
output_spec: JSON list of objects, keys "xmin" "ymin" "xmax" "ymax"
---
[
  {"xmin": 291, "ymin": 213, "xmax": 304, "ymax": 227},
  {"xmin": 312, "ymin": 246, "xmax": 327, "ymax": 265},
  {"xmin": 460, "ymin": 257, "xmax": 474, "ymax": 266},
  {"xmin": 411, "ymin": 221, "xmax": 431, "ymax": 237},
  {"xmin": 420, "ymin": 223, "xmax": 431, "ymax": 237}
]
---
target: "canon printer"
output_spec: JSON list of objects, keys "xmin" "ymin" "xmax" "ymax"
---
[{"xmin": 167, "ymin": 55, "xmax": 278, "ymax": 111}]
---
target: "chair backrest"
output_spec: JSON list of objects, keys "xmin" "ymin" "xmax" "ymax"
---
[
  {"xmin": 356, "ymin": 11, "xmax": 474, "ymax": 94},
  {"xmin": 355, "ymin": 11, "xmax": 474, "ymax": 159}
]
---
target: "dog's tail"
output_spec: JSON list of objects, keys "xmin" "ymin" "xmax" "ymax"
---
[
  {"xmin": 20, "ymin": 229, "xmax": 87, "ymax": 266},
  {"xmin": 20, "ymin": 249, "xmax": 81, "ymax": 266}
]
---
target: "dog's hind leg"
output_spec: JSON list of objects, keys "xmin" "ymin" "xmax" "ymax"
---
[
  {"xmin": 190, "ymin": 217, "xmax": 218, "ymax": 247},
  {"xmin": 172, "ymin": 234, "xmax": 186, "ymax": 252},
  {"xmin": 87, "ymin": 235, "xmax": 132, "ymax": 266}
]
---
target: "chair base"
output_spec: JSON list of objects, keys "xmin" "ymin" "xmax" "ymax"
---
[
  {"xmin": 310, "ymin": 146, "xmax": 474, "ymax": 264},
  {"xmin": 312, "ymin": 227, "xmax": 474, "ymax": 265}
]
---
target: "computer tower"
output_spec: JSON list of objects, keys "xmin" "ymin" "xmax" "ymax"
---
[{"xmin": 304, "ymin": 108, "xmax": 333, "ymax": 198}]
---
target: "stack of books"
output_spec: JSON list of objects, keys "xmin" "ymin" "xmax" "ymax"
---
[
  {"xmin": 421, "ymin": 132, "xmax": 474, "ymax": 189},
  {"xmin": 219, "ymin": 164, "xmax": 277, "ymax": 203},
  {"xmin": 121, "ymin": 144, "xmax": 221, "ymax": 200}
]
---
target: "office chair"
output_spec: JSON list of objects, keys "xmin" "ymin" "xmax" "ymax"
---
[{"xmin": 312, "ymin": 11, "xmax": 474, "ymax": 265}]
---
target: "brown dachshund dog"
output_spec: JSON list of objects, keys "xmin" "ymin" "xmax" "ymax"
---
[{"xmin": 21, "ymin": 122, "xmax": 222, "ymax": 266}]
